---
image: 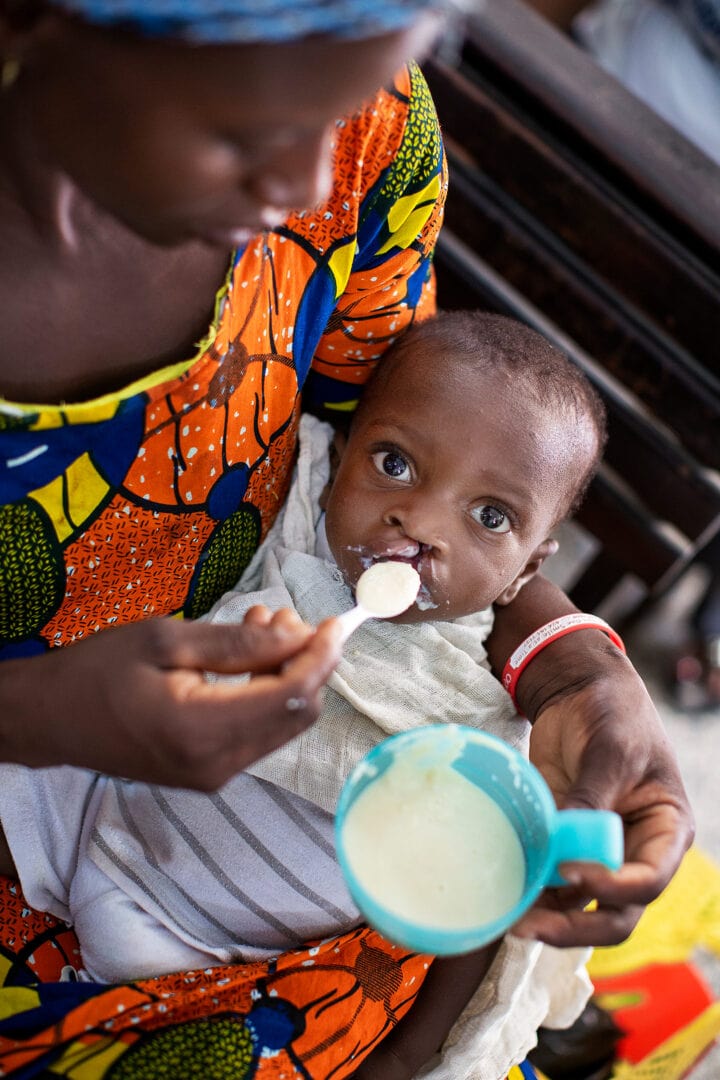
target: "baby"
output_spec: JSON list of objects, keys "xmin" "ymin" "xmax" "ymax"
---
[{"xmin": 0, "ymin": 311, "xmax": 607, "ymax": 1079}]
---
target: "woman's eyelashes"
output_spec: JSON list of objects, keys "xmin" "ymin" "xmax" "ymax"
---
[
  {"xmin": 371, "ymin": 449, "xmax": 413, "ymax": 483},
  {"xmin": 470, "ymin": 503, "xmax": 512, "ymax": 533}
]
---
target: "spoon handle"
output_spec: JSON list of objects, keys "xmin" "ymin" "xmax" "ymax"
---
[{"xmin": 336, "ymin": 604, "xmax": 371, "ymax": 644}]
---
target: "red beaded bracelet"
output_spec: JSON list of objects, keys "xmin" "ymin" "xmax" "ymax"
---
[{"xmin": 501, "ymin": 613, "xmax": 627, "ymax": 712}]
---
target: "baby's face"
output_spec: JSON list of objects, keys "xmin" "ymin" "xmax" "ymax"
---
[{"xmin": 324, "ymin": 351, "xmax": 584, "ymax": 623}]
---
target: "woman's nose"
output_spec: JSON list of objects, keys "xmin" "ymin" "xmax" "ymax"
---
[{"xmin": 252, "ymin": 127, "xmax": 334, "ymax": 214}]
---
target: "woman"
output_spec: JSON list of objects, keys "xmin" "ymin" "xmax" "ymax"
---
[{"xmin": 0, "ymin": 1, "xmax": 692, "ymax": 1076}]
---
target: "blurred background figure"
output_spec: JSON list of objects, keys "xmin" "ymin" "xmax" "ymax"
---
[
  {"xmin": 573, "ymin": 0, "xmax": 720, "ymax": 167},
  {"xmin": 524, "ymin": 0, "xmax": 720, "ymax": 164}
]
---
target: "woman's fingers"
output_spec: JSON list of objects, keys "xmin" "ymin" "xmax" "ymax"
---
[
  {"xmin": 513, "ymin": 898, "xmax": 646, "ymax": 949},
  {"xmin": 150, "ymin": 617, "xmax": 343, "ymax": 789},
  {"xmin": 138, "ymin": 607, "xmax": 318, "ymax": 674}
]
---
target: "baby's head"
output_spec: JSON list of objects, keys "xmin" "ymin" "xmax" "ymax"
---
[{"xmin": 324, "ymin": 310, "xmax": 606, "ymax": 622}]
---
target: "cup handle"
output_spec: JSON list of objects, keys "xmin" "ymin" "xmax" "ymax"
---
[{"xmin": 548, "ymin": 809, "xmax": 624, "ymax": 887}]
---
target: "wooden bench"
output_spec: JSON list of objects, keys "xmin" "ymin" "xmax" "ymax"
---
[{"xmin": 424, "ymin": 0, "xmax": 720, "ymax": 621}]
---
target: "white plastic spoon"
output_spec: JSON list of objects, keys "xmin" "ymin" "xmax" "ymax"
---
[{"xmin": 336, "ymin": 561, "xmax": 421, "ymax": 644}]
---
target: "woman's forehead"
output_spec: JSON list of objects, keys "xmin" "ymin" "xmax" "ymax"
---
[
  {"xmin": 49, "ymin": 0, "xmax": 446, "ymax": 44},
  {"xmin": 29, "ymin": 5, "xmax": 446, "ymax": 129}
]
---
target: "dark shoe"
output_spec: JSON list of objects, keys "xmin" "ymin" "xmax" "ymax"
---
[{"xmin": 527, "ymin": 1000, "xmax": 623, "ymax": 1080}]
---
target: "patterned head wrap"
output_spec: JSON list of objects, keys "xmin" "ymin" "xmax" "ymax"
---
[{"xmin": 50, "ymin": 0, "xmax": 452, "ymax": 42}]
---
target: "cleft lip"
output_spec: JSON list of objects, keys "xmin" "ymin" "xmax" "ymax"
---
[{"xmin": 374, "ymin": 541, "xmax": 433, "ymax": 576}]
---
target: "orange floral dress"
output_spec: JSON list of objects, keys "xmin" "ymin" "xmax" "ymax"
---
[
  {"xmin": 0, "ymin": 63, "xmax": 444, "ymax": 657},
  {"xmin": 0, "ymin": 64, "xmax": 447, "ymax": 1079}
]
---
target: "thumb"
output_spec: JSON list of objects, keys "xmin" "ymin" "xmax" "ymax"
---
[
  {"xmin": 559, "ymin": 751, "xmax": 624, "ymax": 813},
  {"xmin": 144, "ymin": 613, "xmax": 315, "ymax": 674}
]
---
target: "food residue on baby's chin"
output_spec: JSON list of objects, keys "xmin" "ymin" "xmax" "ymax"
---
[
  {"xmin": 416, "ymin": 592, "xmax": 438, "ymax": 611},
  {"xmin": 341, "ymin": 545, "xmax": 374, "ymax": 575}
]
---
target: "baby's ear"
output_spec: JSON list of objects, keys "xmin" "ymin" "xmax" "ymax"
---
[
  {"xmin": 494, "ymin": 538, "xmax": 560, "ymax": 607},
  {"xmin": 318, "ymin": 429, "xmax": 348, "ymax": 511}
]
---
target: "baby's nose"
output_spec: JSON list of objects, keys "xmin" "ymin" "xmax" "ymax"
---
[{"xmin": 384, "ymin": 508, "xmax": 446, "ymax": 554}]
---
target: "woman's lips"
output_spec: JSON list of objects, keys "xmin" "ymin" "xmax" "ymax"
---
[
  {"xmin": 194, "ymin": 207, "xmax": 287, "ymax": 249},
  {"xmin": 196, "ymin": 225, "xmax": 257, "ymax": 249}
]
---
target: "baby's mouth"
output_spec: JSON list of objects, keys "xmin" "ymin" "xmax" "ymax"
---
[
  {"xmin": 351, "ymin": 543, "xmax": 436, "ymax": 612},
  {"xmin": 373, "ymin": 542, "xmax": 432, "ymax": 577}
]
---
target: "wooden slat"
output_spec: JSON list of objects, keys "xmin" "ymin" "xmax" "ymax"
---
[
  {"xmin": 425, "ymin": 57, "xmax": 720, "ymax": 385},
  {"xmin": 575, "ymin": 467, "xmax": 690, "ymax": 591},
  {"xmin": 458, "ymin": 0, "xmax": 720, "ymax": 253},
  {"xmin": 436, "ymin": 166, "xmax": 720, "ymax": 466}
]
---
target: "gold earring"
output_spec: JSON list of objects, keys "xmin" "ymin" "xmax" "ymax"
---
[{"xmin": 1, "ymin": 58, "xmax": 21, "ymax": 92}]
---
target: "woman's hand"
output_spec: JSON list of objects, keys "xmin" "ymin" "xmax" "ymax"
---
[
  {"xmin": 488, "ymin": 575, "xmax": 694, "ymax": 948},
  {"xmin": 512, "ymin": 636, "xmax": 694, "ymax": 946},
  {"xmin": 0, "ymin": 607, "xmax": 342, "ymax": 790}
]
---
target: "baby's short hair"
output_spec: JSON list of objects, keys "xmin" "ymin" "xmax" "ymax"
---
[{"xmin": 360, "ymin": 310, "xmax": 607, "ymax": 519}]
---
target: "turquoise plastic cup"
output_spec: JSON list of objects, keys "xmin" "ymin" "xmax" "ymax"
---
[{"xmin": 335, "ymin": 724, "xmax": 624, "ymax": 956}]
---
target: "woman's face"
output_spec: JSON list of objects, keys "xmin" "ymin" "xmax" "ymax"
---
[{"xmin": 11, "ymin": 12, "xmax": 440, "ymax": 245}]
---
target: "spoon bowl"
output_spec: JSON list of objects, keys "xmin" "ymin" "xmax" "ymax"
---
[{"xmin": 337, "ymin": 561, "xmax": 421, "ymax": 643}]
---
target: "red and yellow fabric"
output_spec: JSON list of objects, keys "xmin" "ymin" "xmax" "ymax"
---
[{"xmin": 588, "ymin": 846, "xmax": 720, "ymax": 1079}]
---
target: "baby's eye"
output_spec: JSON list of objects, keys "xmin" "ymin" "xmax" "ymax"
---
[
  {"xmin": 372, "ymin": 450, "xmax": 411, "ymax": 482},
  {"xmin": 471, "ymin": 504, "xmax": 511, "ymax": 533}
]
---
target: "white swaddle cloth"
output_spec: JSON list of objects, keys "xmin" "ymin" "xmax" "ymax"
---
[{"xmin": 210, "ymin": 414, "xmax": 594, "ymax": 1079}]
